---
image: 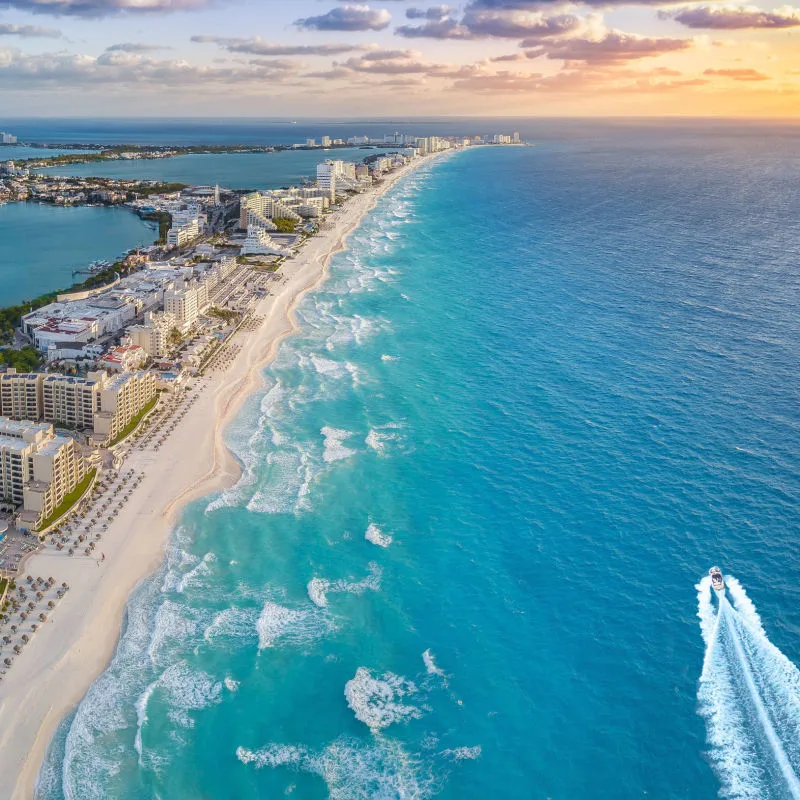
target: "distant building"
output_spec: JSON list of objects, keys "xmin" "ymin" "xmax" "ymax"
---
[
  {"xmin": 321, "ymin": 136, "xmax": 331, "ymax": 147},
  {"xmin": 317, "ymin": 161, "xmax": 336, "ymax": 203},
  {"xmin": 0, "ymin": 132, "xmax": 18, "ymax": 145}
]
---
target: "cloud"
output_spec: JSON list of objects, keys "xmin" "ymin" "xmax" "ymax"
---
[
  {"xmin": 295, "ymin": 4, "xmax": 391, "ymax": 31},
  {"xmin": 405, "ymin": 4, "xmax": 451, "ymax": 19},
  {"xmin": 362, "ymin": 47, "xmax": 415, "ymax": 59},
  {"xmin": 337, "ymin": 50, "xmax": 478, "ymax": 79},
  {"xmin": 664, "ymin": 4, "xmax": 800, "ymax": 28},
  {"xmin": 0, "ymin": 0, "xmax": 213, "ymax": 17},
  {"xmin": 302, "ymin": 66, "xmax": 353, "ymax": 78},
  {"xmin": 524, "ymin": 30, "xmax": 694, "ymax": 63},
  {"xmin": 395, "ymin": 17, "xmax": 473, "ymax": 37},
  {"xmin": 490, "ymin": 52, "xmax": 527, "ymax": 61},
  {"xmin": 448, "ymin": 64, "xmax": 712, "ymax": 94},
  {"xmin": 0, "ymin": 21, "xmax": 60, "ymax": 36},
  {"xmin": 106, "ymin": 41, "xmax": 166, "ymax": 52},
  {"xmin": 466, "ymin": 0, "xmax": 672, "ymax": 8},
  {"xmin": 461, "ymin": 9, "xmax": 581, "ymax": 37},
  {"xmin": 342, "ymin": 52, "xmax": 437, "ymax": 73},
  {"xmin": 0, "ymin": 46, "xmax": 301, "ymax": 88},
  {"xmin": 449, "ymin": 70, "xmax": 544, "ymax": 92},
  {"xmin": 397, "ymin": 6, "xmax": 582, "ymax": 38},
  {"xmin": 704, "ymin": 66, "xmax": 770, "ymax": 79},
  {"xmin": 191, "ymin": 35, "xmax": 362, "ymax": 56}
]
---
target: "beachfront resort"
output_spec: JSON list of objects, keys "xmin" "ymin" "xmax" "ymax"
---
[
  {"xmin": 0, "ymin": 125, "xmax": 533, "ymax": 797},
  {"xmin": 0, "ymin": 130, "xmax": 526, "ymax": 685}
]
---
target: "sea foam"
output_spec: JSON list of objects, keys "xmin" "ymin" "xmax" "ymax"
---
[
  {"xmin": 307, "ymin": 563, "xmax": 382, "ymax": 608},
  {"xmin": 344, "ymin": 667, "xmax": 423, "ymax": 731},
  {"xmin": 365, "ymin": 523, "xmax": 392, "ymax": 548},
  {"xmin": 321, "ymin": 427, "xmax": 356, "ymax": 463}
]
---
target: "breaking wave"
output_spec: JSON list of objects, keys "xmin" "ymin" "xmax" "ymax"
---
[
  {"xmin": 306, "ymin": 562, "xmax": 382, "ymax": 608},
  {"xmin": 237, "ymin": 735, "xmax": 438, "ymax": 800},
  {"xmin": 344, "ymin": 667, "xmax": 423, "ymax": 731},
  {"xmin": 365, "ymin": 523, "xmax": 393, "ymax": 548}
]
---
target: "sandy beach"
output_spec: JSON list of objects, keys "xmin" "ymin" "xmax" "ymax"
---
[{"xmin": 0, "ymin": 152, "xmax": 440, "ymax": 799}]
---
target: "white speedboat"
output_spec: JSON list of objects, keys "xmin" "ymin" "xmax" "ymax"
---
[{"xmin": 709, "ymin": 566, "xmax": 725, "ymax": 593}]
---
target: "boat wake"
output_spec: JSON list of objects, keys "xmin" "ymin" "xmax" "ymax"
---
[{"xmin": 697, "ymin": 573, "xmax": 800, "ymax": 799}]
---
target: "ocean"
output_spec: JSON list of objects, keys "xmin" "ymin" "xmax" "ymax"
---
[
  {"xmin": 36, "ymin": 122, "xmax": 800, "ymax": 799},
  {"xmin": 0, "ymin": 204, "xmax": 154, "ymax": 305}
]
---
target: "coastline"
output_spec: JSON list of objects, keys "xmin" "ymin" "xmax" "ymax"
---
[{"xmin": 0, "ymin": 150, "xmax": 445, "ymax": 799}]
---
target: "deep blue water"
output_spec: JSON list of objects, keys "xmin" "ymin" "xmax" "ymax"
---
[
  {"xmin": 0, "ymin": 204, "xmax": 154, "ymax": 305},
  {"xmin": 37, "ymin": 123, "xmax": 800, "ymax": 799}
]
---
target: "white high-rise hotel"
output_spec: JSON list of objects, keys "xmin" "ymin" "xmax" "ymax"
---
[{"xmin": 316, "ymin": 160, "xmax": 359, "ymax": 201}]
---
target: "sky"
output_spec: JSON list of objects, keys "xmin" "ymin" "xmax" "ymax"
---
[{"xmin": 0, "ymin": 0, "xmax": 797, "ymax": 116}]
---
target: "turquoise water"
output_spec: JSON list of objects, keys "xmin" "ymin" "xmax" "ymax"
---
[
  {"xmin": 36, "ymin": 148, "xmax": 391, "ymax": 190},
  {"xmin": 0, "ymin": 204, "xmax": 154, "ymax": 305},
  {"xmin": 37, "ymin": 127, "xmax": 800, "ymax": 799}
]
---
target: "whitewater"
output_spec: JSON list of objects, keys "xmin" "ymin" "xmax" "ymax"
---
[{"xmin": 698, "ymin": 575, "xmax": 800, "ymax": 799}]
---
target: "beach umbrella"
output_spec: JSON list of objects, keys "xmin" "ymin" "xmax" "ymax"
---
[
  {"xmin": 21, "ymin": 634, "xmax": 28, "ymax": 643},
  {"xmin": 48, "ymin": 601, "xmax": 55, "ymax": 609}
]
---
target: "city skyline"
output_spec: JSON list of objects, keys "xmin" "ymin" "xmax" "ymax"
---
[{"xmin": 0, "ymin": 0, "xmax": 797, "ymax": 116}]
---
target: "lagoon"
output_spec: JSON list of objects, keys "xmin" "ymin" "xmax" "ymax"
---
[
  {"xmin": 37, "ymin": 147, "xmax": 391, "ymax": 190},
  {"xmin": 0, "ymin": 203, "xmax": 155, "ymax": 305},
  {"xmin": 1, "ymin": 145, "xmax": 94, "ymax": 161}
]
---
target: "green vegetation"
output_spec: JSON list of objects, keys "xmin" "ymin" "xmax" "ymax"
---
[
  {"xmin": 109, "ymin": 396, "xmax": 157, "ymax": 447},
  {"xmin": 140, "ymin": 210, "xmax": 171, "ymax": 244},
  {"xmin": 207, "ymin": 307, "xmax": 238, "ymax": 324},
  {"xmin": 0, "ymin": 294, "xmax": 57, "ymax": 344},
  {"xmin": 135, "ymin": 182, "xmax": 186, "ymax": 198},
  {"xmin": 272, "ymin": 218, "xmax": 298, "ymax": 233},
  {"xmin": 0, "ymin": 345, "xmax": 42, "ymax": 372},
  {"xmin": 168, "ymin": 328, "xmax": 183, "ymax": 347},
  {"xmin": 37, "ymin": 469, "xmax": 96, "ymax": 532}
]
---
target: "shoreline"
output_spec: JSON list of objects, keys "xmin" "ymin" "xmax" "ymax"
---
[{"xmin": 0, "ymin": 150, "xmax": 445, "ymax": 799}]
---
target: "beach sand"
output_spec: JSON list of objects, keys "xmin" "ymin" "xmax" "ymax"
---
[{"xmin": 0, "ymin": 152, "xmax": 439, "ymax": 799}]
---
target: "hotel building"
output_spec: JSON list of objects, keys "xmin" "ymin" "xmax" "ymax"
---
[
  {"xmin": 0, "ymin": 370, "xmax": 44, "ymax": 421},
  {"xmin": 0, "ymin": 418, "xmax": 86, "ymax": 529},
  {"xmin": 92, "ymin": 370, "xmax": 157, "ymax": 444}
]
